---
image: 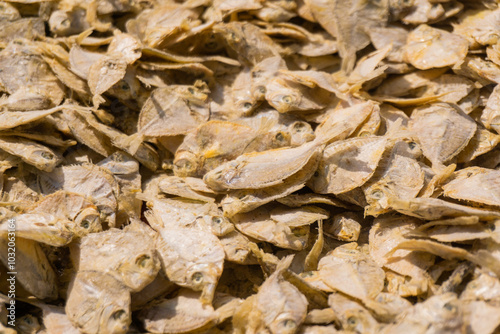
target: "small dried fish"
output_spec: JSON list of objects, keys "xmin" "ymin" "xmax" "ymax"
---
[
  {"xmin": 410, "ymin": 103, "xmax": 476, "ymax": 168},
  {"xmin": 308, "ymin": 136, "xmax": 387, "ymax": 194},
  {"xmin": 204, "ymin": 139, "xmax": 322, "ymax": 191},
  {"xmin": 66, "ymin": 271, "xmax": 131, "ymax": 334},
  {"xmin": 8, "ymin": 0, "xmax": 500, "ymax": 330},
  {"xmin": 234, "ymin": 255, "xmax": 308, "ymax": 334},
  {"xmin": 39, "ymin": 164, "xmax": 120, "ymax": 227},
  {"xmin": 0, "ymin": 136, "xmax": 62, "ymax": 172},
  {"xmin": 154, "ymin": 226, "xmax": 225, "ymax": 304},
  {"xmin": 443, "ymin": 167, "xmax": 500, "ymax": 207},
  {"xmin": 71, "ymin": 225, "xmax": 160, "ymax": 292},
  {"xmin": 232, "ymin": 204, "xmax": 328, "ymax": 250},
  {"xmin": 404, "ymin": 24, "xmax": 469, "ymax": 70}
]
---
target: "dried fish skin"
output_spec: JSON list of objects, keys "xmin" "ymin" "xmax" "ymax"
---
[
  {"xmin": 72, "ymin": 228, "xmax": 160, "ymax": 292},
  {"xmin": 0, "ymin": 212, "xmax": 73, "ymax": 247},
  {"xmin": 453, "ymin": 8, "xmax": 500, "ymax": 48},
  {"xmin": 481, "ymin": 83, "xmax": 500, "ymax": 135},
  {"xmin": 173, "ymin": 120, "xmax": 262, "ymax": 177},
  {"xmin": 157, "ymin": 175, "xmax": 216, "ymax": 203},
  {"xmin": 318, "ymin": 247, "xmax": 386, "ymax": 303},
  {"xmin": 214, "ymin": 21, "xmax": 281, "ymax": 66},
  {"xmin": 443, "ymin": 167, "xmax": 500, "ymax": 207},
  {"xmin": 325, "ymin": 212, "xmax": 362, "ymax": 242},
  {"xmin": 309, "ymin": 0, "xmax": 389, "ymax": 72},
  {"xmin": 0, "ymin": 237, "xmax": 58, "ymax": 300},
  {"xmin": 404, "ymin": 24, "xmax": 468, "ymax": 70},
  {"xmin": 87, "ymin": 55, "xmax": 128, "ymax": 105},
  {"xmin": 389, "ymin": 197, "xmax": 500, "ymax": 221},
  {"xmin": 0, "ymin": 106, "xmax": 68, "ymax": 131},
  {"xmin": 137, "ymin": 85, "xmax": 210, "ymax": 140},
  {"xmin": 145, "ymin": 196, "xmax": 233, "ymax": 236},
  {"xmin": 219, "ymin": 230, "xmax": 257, "ymax": 265},
  {"xmin": 0, "ymin": 42, "xmax": 65, "ymax": 110},
  {"xmin": 410, "ymin": 103, "xmax": 476, "ymax": 167},
  {"xmin": 314, "ymin": 101, "xmax": 377, "ymax": 144},
  {"xmin": 138, "ymin": 289, "xmax": 218, "ymax": 334},
  {"xmin": 381, "ymin": 293, "xmax": 463, "ymax": 334},
  {"xmin": 20, "ymin": 190, "xmax": 102, "ymax": 243},
  {"xmin": 369, "ymin": 216, "xmax": 435, "ymax": 297},
  {"xmin": 308, "ymin": 136, "xmax": 387, "ymax": 195},
  {"xmin": 66, "ymin": 271, "xmax": 131, "ymax": 334},
  {"xmin": 456, "ymin": 126, "xmax": 500, "ymax": 163},
  {"xmin": 49, "ymin": 9, "xmax": 90, "ymax": 36}
]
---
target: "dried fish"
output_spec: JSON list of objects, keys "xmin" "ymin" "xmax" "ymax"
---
[
  {"xmin": 39, "ymin": 164, "xmax": 120, "ymax": 227},
  {"xmin": 410, "ymin": 103, "xmax": 476, "ymax": 168},
  {"xmin": 232, "ymin": 204, "xmax": 328, "ymax": 250},
  {"xmin": 8, "ymin": 0, "xmax": 500, "ymax": 330},
  {"xmin": 308, "ymin": 136, "xmax": 387, "ymax": 194},
  {"xmin": 0, "ymin": 136, "xmax": 62, "ymax": 172},
  {"xmin": 154, "ymin": 226, "xmax": 225, "ymax": 304},
  {"xmin": 66, "ymin": 271, "xmax": 131, "ymax": 334},
  {"xmin": 71, "ymin": 226, "xmax": 160, "ymax": 292},
  {"xmin": 404, "ymin": 24, "xmax": 468, "ymax": 70},
  {"xmin": 204, "ymin": 139, "xmax": 322, "ymax": 191}
]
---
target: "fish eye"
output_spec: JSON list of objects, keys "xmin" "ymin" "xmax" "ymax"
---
[
  {"xmin": 188, "ymin": 87, "xmax": 195, "ymax": 94},
  {"xmin": 192, "ymin": 272, "xmax": 204, "ymax": 284},
  {"xmin": 60, "ymin": 18, "xmax": 70, "ymax": 29},
  {"xmin": 243, "ymin": 102, "xmax": 253, "ymax": 110},
  {"xmin": 347, "ymin": 316, "xmax": 358, "ymax": 326},
  {"xmin": 80, "ymin": 220, "xmax": 90, "ymax": 229},
  {"xmin": 275, "ymin": 132, "xmax": 285, "ymax": 141},
  {"xmin": 23, "ymin": 316, "xmax": 33, "ymax": 325},
  {"xmin": 371, "ymin": 190, "xmax": 383, "ymax": 199},
  {"xmin": 177, "ymin": 159, "xmax": 192, "ymax": 169},
  {"xmin": 293, "ymin": 122, "xmax": 306, "ymax": 132},
  {"xmin": 212, "ymin": 216, "xmax": 223, "ymax": 224},
  {"xmin": 121, "ymin": 82, "xmax": 129, "ymax": 91},
  {"xmin": 408, "ymin": 141, "xmax": 417, "ymax": 150},
  {"xmin": 282, "ymin": 95, "xmax": 293, "ymax": 104},
  {"xmin": 40, "ymin": 152, "xmax": 54, "ymax": 160},
  {"xmin": 136, "ymin": 255, "xmax": 151, "ymax": 268},
  {"xmin": 443, "ymin": 302, "xmax": 457, "ymax": 313},
  {"xmin": 281, "ymin": 319, "xmax": 296, "ymax": 329},
  {"xmin": 258, "ymin": 86, "xmax": 266, "ymax": 94},
  {"xmin": 111, "ymin": 310, "xmax": 127, "ymax": 321},
  {"xmin": 205, "ymin": 41, "xmax": 218, "ymax": 49}
]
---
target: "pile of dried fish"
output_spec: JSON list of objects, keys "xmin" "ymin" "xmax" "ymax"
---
[{"xmin": 3, "ymin": 0, "xmax": 500, "ymax": 333}]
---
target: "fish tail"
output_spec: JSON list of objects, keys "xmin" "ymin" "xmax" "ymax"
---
[{"xmin": 116, "ymin": 133, "xmax": 144, "ymax": 155}]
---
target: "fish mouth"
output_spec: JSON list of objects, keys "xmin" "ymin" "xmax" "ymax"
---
[{"xmin": 200, "ymin": 283, "xmax": 216, "ymax": 305}]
